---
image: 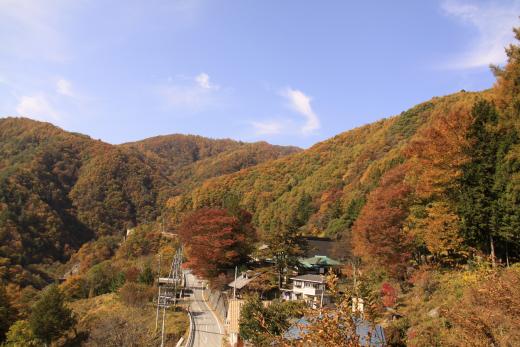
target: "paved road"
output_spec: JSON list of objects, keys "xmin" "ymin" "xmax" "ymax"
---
[{"xmin": 185, "ymin": 271, "xmax": 224, "ymax": 347}]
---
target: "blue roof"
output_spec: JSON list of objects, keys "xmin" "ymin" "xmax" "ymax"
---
[{"xmin": 284, "ymin": 316, "xmax": 385, "ymax": 347}]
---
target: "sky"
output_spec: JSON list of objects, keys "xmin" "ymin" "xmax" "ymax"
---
[{"xmin": 0, "ymin": 0, "xmax": 519, "ymax": 148}]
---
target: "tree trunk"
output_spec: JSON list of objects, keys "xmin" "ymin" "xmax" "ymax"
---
[
  {"xmin": 490, "ymin": 234, "xmax": 496, "ymax": 268},
  {"xmin": 506, "ymin": 242, "xmax": 510, "ymax": 268}
]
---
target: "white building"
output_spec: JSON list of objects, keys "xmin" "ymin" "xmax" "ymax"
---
[{"xmin": 282, "ymin": 274, "xmax": 330, "ymax": 308}]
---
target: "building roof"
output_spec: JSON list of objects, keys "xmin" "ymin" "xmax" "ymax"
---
[
  {"xmin": 228, "ymin": 271, "xmax": 259, "ymax": 290},
  {"xmin": 299, "ymin": 255, "xmax": 342, "ymax": 268},
  {"xmin": 290, "ymin": 274, "xmax": 326, "ymax": 283},
  {"xmin": 284, "ymin": 317, "xmax": 386, "ymax": 346}
]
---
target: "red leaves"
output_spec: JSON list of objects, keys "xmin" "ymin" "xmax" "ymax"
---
[
  {"xmin": 178, "ymin": 208, "xmax": 256, "ymax": 281},
  {"xmin": 352, "ymin": 164, "xmax": 413, "ymax": 278},
  {"xmin": 381, "ymin": 282, "xmax": 397, "ymax": 308}
]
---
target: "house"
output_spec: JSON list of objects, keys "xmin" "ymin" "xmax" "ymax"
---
[
  {"xmin": 227, "ymin": 270, "xmax": 278, "ymax": 299},
  {"xmin": 282, "ymin": 274, "xmax": 331, "ymax": 308},
  {"xmin": 228, "ymin": 270, "xmax": 259, "ymax": 298},
  {"xmin": 299, "ymin": 255, "xmax": 342, "ymax": 274}
]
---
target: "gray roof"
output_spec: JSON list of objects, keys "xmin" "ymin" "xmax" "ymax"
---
[
  {"xmin": 290, "ymin": 274, "xmax": 325, "ymax": 283},
  {"xmin": 228, "ymin": 271, "xmax": 259, "ymax": 290}
]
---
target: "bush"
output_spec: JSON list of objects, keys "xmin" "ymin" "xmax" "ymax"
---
[
  {"xmin": 60, "ymin": 275, "xmax": 89, "ymax": 300},
  {"xmin": 4, "ymin": 320, "xmax": 41, "ymax": 347},
  {"xmin": 118, "ymin": 282, "xmax": 155, "ymax": 307},
  {"xmin": 86, "ymin": 261, "xmax": 125, "ymax": 296}
]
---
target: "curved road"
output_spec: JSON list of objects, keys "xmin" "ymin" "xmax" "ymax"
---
[{"xmin": 185, "ymin": 271, "xmax": 224, "ymax": 347}]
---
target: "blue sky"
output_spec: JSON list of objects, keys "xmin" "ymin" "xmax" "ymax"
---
[{"xmin": 0, "ymin": 0, "xmax": 519, "ymax": 148}]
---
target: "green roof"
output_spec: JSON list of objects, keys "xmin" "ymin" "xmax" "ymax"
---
[{"xmin": 299, "ymin": 255, "xmax": 341, "ymax": 267}]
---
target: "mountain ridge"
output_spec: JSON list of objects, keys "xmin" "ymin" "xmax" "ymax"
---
[{"xmin": 0, "ymin": 117, "xmax": 299, "ymax": 287}]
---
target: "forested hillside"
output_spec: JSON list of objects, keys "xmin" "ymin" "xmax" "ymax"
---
[
  {"xmin": 0, "ymin": 119, "xmax": 297, "ymax": 288},
  {"xmin": 2, "ymin": 26, "xmax": 520, "ymax": 347},
  {"xmin": 164, "ymin": 31, "xmax": 520, "ymax": 346},
  {"xmin": 124, "ymin": 135, "xmax": 300, "ymax": 195},
  {"xmin": 166, "ymin": 92, "xmax": 482, "ymax": 238}
]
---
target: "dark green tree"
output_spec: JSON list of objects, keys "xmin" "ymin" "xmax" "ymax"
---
[
  {"xmin": 459, "ymin": 100, "xmax": 500, "ymax": 262},
  {"xmin": 458, "ymin": 100, "xmax": 520, "ymax": 264},
  {"xmin": 491, "ymin": 28, "xmax": 520, "ymax": 263},
  {"xmin": 28, "ymin": 284, "xmax": 76, "ymax": 346},
  {"xmin": 138, "ymin": 263, "xmax": 155, "ymax": 285},
  {"xmin": 0, "ymin": 284, "xmax": 13, "ymax": 343},
  {"xmin": 264, "ymin": 220, "xmax": 307, "ymax": 288},
  {"xmin": 239, "ymin": 295, "xmax": 304, "ymax": 346}
]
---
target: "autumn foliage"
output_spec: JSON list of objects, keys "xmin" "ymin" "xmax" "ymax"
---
[
  {"xmin": 352, "ymin": 164, "xmax": 414, "ymax": 277},
  {"xmin": 178, "ymin": 208, "xmax": 256, "ymax": 281}
]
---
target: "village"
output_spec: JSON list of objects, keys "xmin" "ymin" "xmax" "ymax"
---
[{"xmin": 156, "ymin": 236, "xmax": 386, "ymax": 347}]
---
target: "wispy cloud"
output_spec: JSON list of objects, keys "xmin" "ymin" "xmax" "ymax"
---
[
  {"xmin": 281, "ymin": 88, "xmax": 320, "ymax": 134},
  {"xmin": 160, "ymin": 73, "xmax": 222, "ymax": 112},
  {"xmin": 441, "ymin": 0, "xmax": 520, "ymax": 69},
  {"xmin": 195, "ymin": 72, "xmax": 219, "ymax": 90},
  {"xmin": 249, "ymin": 87, "xmax": 321, "ymax": 138},
  {"xmin": 16, "ymin": 94, "xmax": 60, "ymax": 121},
  {"xmin": 251, "ymin": 120, "xmax": 284, "ymax": 135},
  {"xmin": 56, "ymin": 78, "xmax": 74, "ymax": 97}
]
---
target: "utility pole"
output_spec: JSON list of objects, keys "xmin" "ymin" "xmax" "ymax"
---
[
  {"xmin": 157, "ymin": 246, "xmax": 183, "ymax": 345},
  {"xmin": 155, "ymin": 254, "xmax": 162, "ymax": 331},
  {"xmin": 161, "ymin": 305, "xmax": 166, "ymax": 347},
  {"xmin": 233, "ymin": 266, "xmax": 237, "ymax": 299}
]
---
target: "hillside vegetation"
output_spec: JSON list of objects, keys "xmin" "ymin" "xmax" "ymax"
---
[
  {"xmin": 0, "ymin": 120, "xmax": 297, "ymax": 288},
  {"xmin": 165, "ymin": 30, "xmax": 520, "ymax": 346},
  {"xmin": 166, "ymin": 92, "xmax": 481, "ymax": 238},
  {"xmin": 2, "ymin": 27, "xmax": 520, "ymax": 347}
]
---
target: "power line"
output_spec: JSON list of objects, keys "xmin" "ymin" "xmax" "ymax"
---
[{"xmin": 155, "ymin": 246, "xmax": 183, "ymax": 347}]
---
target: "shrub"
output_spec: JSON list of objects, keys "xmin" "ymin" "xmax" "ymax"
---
[{"xmin": 118, "ymin": 282, "xmax": 155, "ymax": 307}]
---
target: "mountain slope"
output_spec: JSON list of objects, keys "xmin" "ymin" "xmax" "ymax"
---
[
  {"xmin": 124, "ymin": 135, "xmax": 301, "ymax": 195},
  {"xmin": 166, "ymin": 91, "xmax": 483, "ymax": 238},
  {"xmin": 0, "ymin": 118, "xmax": 297, "ymax": 287}
]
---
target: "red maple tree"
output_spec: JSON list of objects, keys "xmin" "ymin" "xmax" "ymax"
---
[{"xmin": 178, "ymin": 208, "xmax": 256, "ymax": 281}]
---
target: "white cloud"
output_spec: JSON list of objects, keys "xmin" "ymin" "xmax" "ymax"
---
[
  {"xmin": 251, "ymin": 120, "xmax": 284, "ymax": 135},
  {"xmin": 160, "ymin": 73, "xmax": 222, "ymax": 111},
  {"xmin": 281, "ymin": 88, "xmax": 320, "ymax": 134},
  {"xmin": 195, "ymin": 73, "xmax": 219, "ymax": 90},
  {"xmin": 441, "ymin": 0, "xmax": 520, "ymax": 69},
  {"xmin": 16, "ymin": 94, "xmax": 60, "ymax": 121},
  {"xmin": 56, "ymin": 78, "xmax": 74, "ymax": 97}
]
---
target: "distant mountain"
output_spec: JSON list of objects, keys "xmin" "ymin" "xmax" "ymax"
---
[
  {"xmin": 123, "ymin": 135, "xmax": 301, "ymax": 195},
  {"xmin": 0, "ymin": 118, "xmax": 298, "ymax": 287}
]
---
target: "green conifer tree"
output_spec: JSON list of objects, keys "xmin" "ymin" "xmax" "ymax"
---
[
  {"xmin": 0, "ymin": 284, "xmax": 13, "ymax": 343},
  {"xmin": 459, "ymin": 100, "xmax": 500, "ymax": 263},
  {"xmin": 28, "ymin": 284, "xmax": 76, "ymax": 347}
]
